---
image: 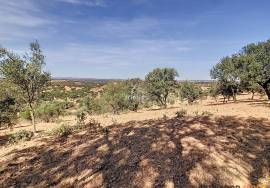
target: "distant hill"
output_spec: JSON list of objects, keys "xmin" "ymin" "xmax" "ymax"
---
[{"xmin": 52, "ymin": 77, "xmax": 123, "ymax": 82}]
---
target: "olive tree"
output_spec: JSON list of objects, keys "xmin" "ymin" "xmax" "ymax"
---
[
  {"xmin": 0, "ymin": 41, "xmax": 50, "ymax": 133},
  {"xmin": 210, "ymin": 56, "xmax": 241, "ymax": 102},
  {"xmin": 145, "ymin": 68, "xmax": 178, "ymax": 108},
  {"xmin": 240, "ymin": 40, "xmax": 270, "ymax": 99}
]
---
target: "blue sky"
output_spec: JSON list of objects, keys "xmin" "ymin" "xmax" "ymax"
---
[{"xmin": 1, "ymin": 0, "xmax": 270, "ymax": 79}]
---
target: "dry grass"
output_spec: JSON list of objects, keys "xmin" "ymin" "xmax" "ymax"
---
[{"xmin": 0, "ymin": 93, "xmax": 270, "ymax": 187}]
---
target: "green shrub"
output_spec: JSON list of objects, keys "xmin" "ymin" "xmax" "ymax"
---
[
  {"xmin": 76, "ymin": 110, "xmax": 87, "ymax": 124},
  {"xmin": 179, "ymin": 82, "xmax": 203, "ymax": 104},
  {"xmin": 175, "ymin": 109, "xmax": 187, "ymax": 118},
  {"xmin": 102, "ymin": 82, "xmax": 129, "ymax": 114},
  {"xmin": 0, "ymin": 97, "xmax": 18, "ymax": 128},
  {"xmin": 8, "ymin": 130, "xmax": 33, "ymax": 144},
  {"xmin": 73, "ymin": 118, "xmax": 101, "ymax": 131},
  {"xmin": 50, "ymin": 124, "xmax": 72, "ymax": 137},
  {"xmin": 20, "ymin": 107, "xmax": 32, "ymax": 120},
  {"xmin": 80, "ymin": 96, "xmax": 104, "ymax": 115},
  {"xmin": 35, "ymin": 101, "xmax": 68, "ymax": 122}
]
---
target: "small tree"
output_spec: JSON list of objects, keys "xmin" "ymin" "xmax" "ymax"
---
[
  {"xmin": 0, "ymin": 41, "xmax": 50, "ymax": 133},
  {"xmin": 145, "ymin": 68, "xmax": 178, "ymax": 108},
  {"xmin": 125, "ymin": 78, "xmax": 144, "ymax": 111},
  {"xmin": 179, "ymin": 81, "xmax": 203, "ymax": 104},
  {"xmin": 102, "ymin": 82, "xmax": 129, "ymax": 114}
]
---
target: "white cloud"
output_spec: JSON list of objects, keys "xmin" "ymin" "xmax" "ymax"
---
[
  {"xmin": 0, "ymin": 0, "xmax": 55, "ymax": 44},
  {"xmin": 46, "ymin": 39, "xmax": 191, "ymax": 69},
  {"xmin": 0, "ymin": 0, "xmax": 53, "ymax": 27},
  {"xmin": 57, "ymin": 0, "xmax": 106, "ymax": 7}
]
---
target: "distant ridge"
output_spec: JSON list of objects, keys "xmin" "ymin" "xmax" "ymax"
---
[
  {"xmin": 52, "ymin": 77, "xmax": 123, "ymax": 81},
  {"xmin": 52, "ymin": 77, "xmax": 213, "ymax": 83}
]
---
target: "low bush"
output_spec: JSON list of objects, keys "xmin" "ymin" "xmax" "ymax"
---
[
  {"xmin": 179, "ymin": 82, "xmax": 203, "ymax": 104},
  {"xmin": 0, "ymin": 97, "xmax": 18, "ymax": 129},
  {"xmin": 35, "ymin": 101, "xmax": 70, "ymax": 122},
  {"xmin": 80, "ymin": 96, "xmax": 105, "ymax": 115},
  {"xmin": 76, "ymin": 110, "xmax": 87, "ymax": 124},
  {"xmin": 8, "ymin": 130, "xmax": 33, "ymax": 144},
  {"xmin": 73, "ymin": 118, "xmax": 101, "ymax": 131},
  {"xmin": 50, "ymin": 124, "xmax": 72, "ymax": 137}
]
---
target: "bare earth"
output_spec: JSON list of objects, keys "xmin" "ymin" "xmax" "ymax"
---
[{"xmin": 0, "ymin": 94, "xmax": 270, "ymax": 187}]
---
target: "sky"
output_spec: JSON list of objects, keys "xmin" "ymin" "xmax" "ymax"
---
[{"xmin": 1, "ymin": 0, "xmax": 270, "ymax": 80}]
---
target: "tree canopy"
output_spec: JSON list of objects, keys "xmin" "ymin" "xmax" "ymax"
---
[
  {"xmin": 145, "ymin": 68, "xmax": 178, "ymax": 108},
  {"xmin": 0, "ymin": 41, "xmax": 50, "ymax": 133}
]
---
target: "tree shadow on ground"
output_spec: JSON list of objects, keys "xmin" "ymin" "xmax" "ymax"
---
[
  {"xmin": 206, "ymin": 98, "xmax": 270, "ymax": 107},
  {"xmin": 0, "ymin": 115, "xmax": 269, "ymax": 187}
]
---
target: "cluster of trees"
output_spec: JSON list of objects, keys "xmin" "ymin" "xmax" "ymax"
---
[
  {"xmin": 5, "ymin": 38, "xmax": 270, "ymax": 133},
  {"xmin": 0, "ymin": 41, "xmax": 204, "ymax": 133},
  {"xmin": 79, "ymin": 68, "xmax": 205, "ymax": 115},
  {"xmin": 210, "ymin": 39, "xmax": 270, "ymax": 101}
]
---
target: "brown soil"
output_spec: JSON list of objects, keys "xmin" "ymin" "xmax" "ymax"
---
[{"xmin": 0, "ymin": 94, "xmax": 270, "ymax": 187}]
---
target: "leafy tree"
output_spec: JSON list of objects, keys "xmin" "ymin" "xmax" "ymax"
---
[
  {"xmin": 239, "ymin": 40, "xmax": 270, "ymax": 99},
  {"xmin": 179, "ymin": 81, "xmax": 203, "ymax": 104},
  {"xmin": 240, "ymin": 79, "xmax": 263, "ymax": 100},
  {"xmin": 0, "ymin": 41, "xmax": 50, "ymax": 133},
  {"xmin": 145, "ymin": 68, "xmax": 178, "ymax": 108},
  {"xmin": 210, "ymin": 56, "xmax": 241, "ymax": 102}
]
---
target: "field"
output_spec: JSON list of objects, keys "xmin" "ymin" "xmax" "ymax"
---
[{"xmin": 1, "ymin": 92, "xmax": 270, "ymax": 187}]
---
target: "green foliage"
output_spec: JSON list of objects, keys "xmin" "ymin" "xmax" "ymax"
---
[
  {"xmin": 32, "ymin": 101, "xmax": 70, "ymax": 122},
  {"xmin": 102, "ymin": 82, "xmax": 129, "ymax": 114},
  {"xmin": 125, "ymin": 78, "xmax": 144, "ymax": 111},
  {"xmin": 40, "ymin": 88, "xmax": 67, "ymax": 101},
  {"xmin": 0, "ymin": 41, "xmax": 51, "ymax": 133},
  {"xmin": 0, "ymin": 97, "xmax": 18, "ymax": 128},
  {"xmin": 210, "ymin": 56, "xmax": 240, "ymax": 102},
  {"xmin": 79, "ymin": 95, "xmax": 104, "ymax": 114},
  {"xmin": 20, "ymin": 107, "xmax": 32, "ymax": 120},
  {"xmin": 179, "ymin": 82, "xmax": 203, "ymax": 104},
  {"xmin": 76, "ymin": 110, "xmax": 87, "ymax": 124},
  {"xmin": 211, "ymin": 39, "xmax": 270, "ymax": 100},
  {"xmin": 145, "ymin": 68, "xmax": 178, "ymax": 108},
  {"xmin": 212, "ymin": 82, "xmax": 238, "ymax": 102},
  {"xmin": 8, "ymin": 130, "xmax": 33, "ymax": 144},
  {"xmin": 208, "ymin": 83, "xmax": 220, "ymax": 100},
  {"xmin": 50, "ymin": 124, "xmax": 72, "ymax": 137},
  {"xmin": 73, "ymin": 118, "xmax": 101, "ymax": 131}
]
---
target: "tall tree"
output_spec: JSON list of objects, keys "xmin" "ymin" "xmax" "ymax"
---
[
  {"xmin": 210, "ymin": 56, "xmax": 241, "ymax": 102},
  {"xmin": 145, "ymin": 68, "xmax": 178, "ymax": 108},
  {"xmin": 0, "ymin": 41, "xmax": 50, "ymax": 133},
  {"xmin": 240, "ymin": 40, "xmax": 270, "ymax": 99}
]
